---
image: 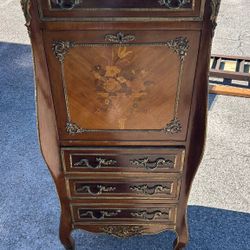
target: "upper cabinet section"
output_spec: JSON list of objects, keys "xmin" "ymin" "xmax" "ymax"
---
[{"xmin": 38, "ymin": 0, "xmax": 204, "ymax": 20}]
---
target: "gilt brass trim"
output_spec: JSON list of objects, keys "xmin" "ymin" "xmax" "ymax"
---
[
  {"xmin": 73, "ymin": 157, "xmax": 117, "ymax": 168},
  {"xmin": 52, "ymin": 40, "xmax": 74, "ymax": 62},
  {"xmin": 130, "ymin": 157, "xmax": 174, "ymax": 170},
  {"xmin": 164, "ymin": 117, "xmax": 182, "ymax": 134},
  {"xmin": 79, "ymin": 209, "xmax": 121, "ymax": 220},
  {"xmin": 210, "ymin": 0, "xmax": 221, "ymax": 34},
  {"xmin": 101, "ymin": 225, "xmax": 144, "ymax": 238},
  {"xmin": 75, "ymin": 184, "xmax": 116, "ymax": 195},
  {"xmin": 52, "ymin": 36, "xmax": 189, "ymax": 135},
  {"xmin": 20, "ymin": 0, "xmax": 32, "ymax": 33},
  {"xmin": 66, "ymin": 121, "xmax": 86, "ymax": 134},
  {"xmin": 105, "ymin": 32, "xmax": 136, "ymax": 44},
  {"xmin": 130, "ymin": 210, "xmax": 169, "ymax": 220},
  {"xmin": 129, "ymin": 184, "xmax": 172, "ymax": 195}
]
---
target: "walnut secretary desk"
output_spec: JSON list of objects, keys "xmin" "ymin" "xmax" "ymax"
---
[{"xmin": 21, "ymin": 0, "xmax": 220, "ymax": 249}]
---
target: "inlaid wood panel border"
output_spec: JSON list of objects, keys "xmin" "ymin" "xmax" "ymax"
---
[{"xmin": 52, "ymin": 34, "xmax": 189, "ymax": 135}]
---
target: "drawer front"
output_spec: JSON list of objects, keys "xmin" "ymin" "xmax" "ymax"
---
[
  {"xmin": 62, "ymin": 147, "xmax": 185, "ymax": 173},
  {"xmin": 39, "ymin": 0, "xmax": 203, "ymax": 20},
  {"xmin": 71, "ymin": 204, "xmax": 177, "ymax": 224},
  {"xmin": 66, "ymin": 178, "xmax": 181, "ymax": 200},
  {"xmin": 44, "ymin": 30, "xmax": 200, "ymax": 141}
]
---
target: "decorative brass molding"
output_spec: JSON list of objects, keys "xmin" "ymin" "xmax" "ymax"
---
[
  {"xmin": 130, "ymin": 158, "xmax": 174, "ymax": 170},
  {"xmin": 52, "ymin": 41, "xmax": 75, "ymax": 63},
  {"xmin": 20, "ymin": 0, "xmax": 32, "ymax": 31},
  {"xmin": 158, "ymin": 0, "xmax": 191, "ymax": 9},
  {"xmin": 164, "ymin": 117, "xmax": 182, "ymax": 134},
  {"xmin": 102, "ymin": 225, "xmax": 144, "ymax": 238},
  {"xmin": 74, "ymin": 158, "xmax": 117, "ymax": 168},
  {"xmin": 166, "ymin": 37, "xmax": 189, "ymax": 62},
  {"xmin": 75, "ymin": 184, "xmax": 116, "ymax": 195},
  {"xmin": 66, "ymin": 121, "xmax": 86, "ymax": 134},
  {"xmin": 130, "ymin": 184, "xmax": 172, "ymax": 195},
  {"xmin": 131, "ymin": 210, "xmax": 169, "ymax": 220},
  {"xmin": 79, "ymin": 210, "xmax": 121, "ymax": 220},
  {"xmin": 52, "ymin": 36, "xmax": 189, "ymax": 135},
  {"xmin": 210, "ymin": 0, "xmax": 221, "ymax": 33},
  {"xmin": 105, "ymin": 32, "xmax": 136, "ymax": 44}
]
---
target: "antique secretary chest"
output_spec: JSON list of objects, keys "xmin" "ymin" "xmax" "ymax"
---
[{"xmin": 21, "ymin": 0, "xmax": 220, "ymax": 249}]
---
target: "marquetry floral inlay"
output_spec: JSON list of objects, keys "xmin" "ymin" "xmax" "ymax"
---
[
  {"xmin": 52, "ymin": 36, "xmax": 189, "ymax": 135},
  {"xmin": 92, "ymin": 47, "xmax": 154, "ymax": 123}
]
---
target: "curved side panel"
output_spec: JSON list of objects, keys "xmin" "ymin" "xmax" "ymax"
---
[
  {"xmin": 21, "ymin": 1, "xmax": 75, "ymax": 248},
  {"xmin": 174, "ymin": 0, "xmax": 218, "ymax": 248}
]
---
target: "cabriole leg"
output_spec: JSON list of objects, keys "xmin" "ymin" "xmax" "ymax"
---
[
  {"xmin": 59, "ymin": 213, "xmax": 75, "ymax": 250},
  {"xmin": 173, "ymin": 215, "xmax": 188, "ymax": 250}
]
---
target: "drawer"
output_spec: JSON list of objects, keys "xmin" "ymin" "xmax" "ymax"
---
[
  {"xmin": 62, "ymin": 147, "xmax": 185, "ymax": 173},
  {"xmin": 71, "ymin": 203, "xmax": 177, "ymax": 224},
  {"xmin": 44, "ymin": 30, "xmax": 200, "ymax": 141},
  {"xmin": 39, "ymin": 0, "xmax": 203, "ymax": 20},
  {"xmin": 66, "ymin": 177, "xmax": 181, "ymax": 200}
]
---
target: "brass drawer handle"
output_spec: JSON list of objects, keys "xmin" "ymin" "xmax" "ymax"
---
[
  {"xmin": 73, "ymin": 158, "xmax": 117, "ymax": 168},
  {"xmin": 130, "ymin": 184, "xmax": 172, "ymax": 195},
  {"xmin": 79, "ymin": 210, "xmax": 121, "ymax": 220},
  {"xmin": 131, "ymin": 210, "xmax": 169, "ymax": 221},
  {"xmin": 158, "ymin": 0, "xmax": 191, "ymax": 8},
  {"xmin": 130, "ymin": 157, "xmax": 174, "ymax": 170},
  {"xmin": 56, "ymin": 0, "xmax": 80, "ymax": 10},
  {"xmin": 75, "ymin": 185, "xmax": 116, "ymax": 195}
]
